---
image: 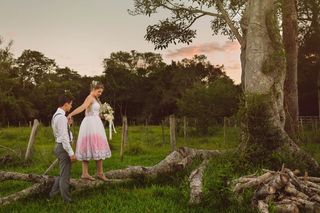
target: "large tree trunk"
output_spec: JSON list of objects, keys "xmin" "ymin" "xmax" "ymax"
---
[
  {"xmin": 282, "ymin": 0, "xmax": 299, "ymax": 138},
  {"xmin": 243, "ymin": 0, "xmax": 319, "ymax": 172},
  {"xmin": 245, "ymin": 0, "xmax": 285, "ymax": 124}
]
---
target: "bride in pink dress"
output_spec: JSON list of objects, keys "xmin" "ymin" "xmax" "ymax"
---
[{"xmin": 68, "ymin": 81, "xmax": 111, "ymax": 181}]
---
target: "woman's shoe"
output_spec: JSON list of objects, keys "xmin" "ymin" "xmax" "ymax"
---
[
  {"xmin": 81, "ymin": 175, "xmax": 95, "ymax": 181},
  {"xmin": 96, "ymin": 174, "xmax": 108, "ymax": 181}
]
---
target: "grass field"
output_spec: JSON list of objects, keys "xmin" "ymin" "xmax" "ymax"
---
[{"xmin": 0, "ymin": 124, "xmax": 319, "ymax": 213}]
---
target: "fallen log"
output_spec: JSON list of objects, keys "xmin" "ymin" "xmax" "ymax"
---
[
  {"xmin": 105, "ymin": 147, "xmax": 221, "ymax": 179},
  {"xmin": 0, "ymin": 183, "xmax": 46, "ymax": 206},
  {"xmin": 0, "ymin": 147, "xmax": 222, "ymax": 206},
  {"xmin": 233, "ymin": 172, "xmax": 273, "ymax": 193},
  {"xmin": 298, "ymin": 176, "xmax": 320, "ymax": 183},
  {"xmin": 188, "ymin": 159, "xmax": 209, "ymax": 205},
  {"xmin": 0, "ymin": 170, "xmax": 133, "ymax": 206},
  {"xmin": 257, "ymin": 200, "xmax": 269, "ymax": 213},
  {"xmin": 273, "ymin": 203, "xmax": 299, "ymax": 213}
]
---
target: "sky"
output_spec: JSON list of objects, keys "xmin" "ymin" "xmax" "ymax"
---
[{"xmin": 0, "ymin": 0, "xmax": 241, "ymax": 83}]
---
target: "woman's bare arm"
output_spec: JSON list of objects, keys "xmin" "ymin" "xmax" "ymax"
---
[{"xmin": 68, "ymin": 96, "xmax": 94, "ymax": 117}]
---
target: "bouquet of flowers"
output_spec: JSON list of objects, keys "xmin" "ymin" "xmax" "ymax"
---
[
  {"xmin": 100, "ymin": 102, "xmax": 114, "ymax": 120},
  {"xmin": 100, "ymin": 102, "xmax": 117, "ymax": 140}
]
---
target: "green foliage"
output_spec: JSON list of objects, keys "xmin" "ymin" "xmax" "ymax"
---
[
  {"xmin": 145, "ymin": 19, "xmax": 196, "ymax": 50},
  {"xmin": 272, "ymin": 144, "xmax": 319, "ymax": 175},
  {"xmin": 16, "ymin": 50, "xmax": 57, "ymax": 85},
  {"xmin": 102, "ymin": 52, "xmax": 233, "ymax": 124},
  {"xmin": 239, "ymin": 94, "xmax": 284, "ymax": 168},
  {"xmin": 130, "ymin": 0, "xmax": 246, "ymax": 49},
  {"xmin": 0, "ymin": 43, "xmax": 92, "ymax": 126},
  {"xmin": 177, "ymin": 78, "xmax": 240, "ymax": 134},
  {"xmin": 201, "ymin": 155, "xmax": 256, "ymax": 213}
]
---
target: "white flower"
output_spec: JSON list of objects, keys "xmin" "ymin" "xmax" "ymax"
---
[
  {"xmin": 104, "ymin": 114, "xmax": 114, "ymax": 121},
  {"xmin": 100, "ymin": 102, "xmax": 115, "ymax": 120}
]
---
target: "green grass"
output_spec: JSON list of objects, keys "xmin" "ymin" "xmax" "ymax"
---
[{"xmin": 0, "ymin": 125, "xmax": 319, "ymax": 212}]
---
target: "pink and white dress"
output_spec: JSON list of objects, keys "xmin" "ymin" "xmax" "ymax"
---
[{"xmin": 75, "ymin": 99, "xmax": 112, "ymax": 161}]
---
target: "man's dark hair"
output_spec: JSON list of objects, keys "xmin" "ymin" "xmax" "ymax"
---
[{"xmin": 58, "ymin": 93, "xmax": 74, "ymax": 107}]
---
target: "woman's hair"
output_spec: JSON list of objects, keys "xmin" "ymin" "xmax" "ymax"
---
[{"xmin": 90, "ymin": 80, "xmax": 104, "ymax": 91}]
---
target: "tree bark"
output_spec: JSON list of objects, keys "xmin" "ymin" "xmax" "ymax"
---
[
  {"xmin": 188, "ymin": 159, "xmax": 209, "ymax": 205},
  {"xmin": 105, "ymin": 147, "xmax": 221, "ymax": 179},
  {"xmin": 245, "ymin": 0, "xmax": 285, "ymax": 124},
  {"xmin": 282, "ymin": 0, "xmax": 299, "ymax": 138},
  {"xmin": 243, "ymin": 0, "xmax": 319, "ymax": 172}
]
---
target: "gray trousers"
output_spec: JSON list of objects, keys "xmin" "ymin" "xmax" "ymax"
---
[{"xmin": 50, "ymin": 143, "xmax": 72, "ymax": 202}]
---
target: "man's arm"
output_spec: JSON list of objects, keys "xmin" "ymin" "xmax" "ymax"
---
[{"xmin": 57, "ymin": 117, "xmax": 75, "ymax": 157}]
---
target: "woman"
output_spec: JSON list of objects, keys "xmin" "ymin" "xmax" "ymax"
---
[{"xmin": 68, "ymin": 81, "xmax": 111, "ymax": 181}]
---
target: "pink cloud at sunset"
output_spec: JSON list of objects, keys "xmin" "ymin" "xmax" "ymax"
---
[{"xmin": 166, "ymin": 41, "xmax": 240, "ymax": 58}]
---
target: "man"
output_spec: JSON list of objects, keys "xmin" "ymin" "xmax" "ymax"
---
[{"xmin": 49, "ymin": 93, "xmax": 77, "ymax": 203}]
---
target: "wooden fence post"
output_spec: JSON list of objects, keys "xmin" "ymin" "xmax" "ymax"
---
[
  {"xmin": 120, "ymin": 116, "xmax": 128, "ymax": 161},
  {"xmin": 25, "ymin": 119, "xmax": 40, "ymax": 161},
  {"xmin": 170, "ymin": 115, "xmax": 176, "ymax": 151}
]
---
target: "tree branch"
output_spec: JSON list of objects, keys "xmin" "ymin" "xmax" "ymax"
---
[
  {"xmin": 160, "ymin": 0, "xmax": 244, "ymax": 46},
  {"xmin": 183, "ymin": 14, "xmax": 206, "ymax": 30},
  {"xmin": 215, "ymin": 0, "xmax": 244, "ymax": 46},
  {"xmin": 159, "ymin": 2, "xmax": 221, "ymax": 19}
]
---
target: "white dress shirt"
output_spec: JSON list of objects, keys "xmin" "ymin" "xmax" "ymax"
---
[{"xmin": 52, "ymin": 108, "xmax": 74, "ymax": 156}]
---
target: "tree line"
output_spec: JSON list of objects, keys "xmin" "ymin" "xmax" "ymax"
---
[{"xmin": 0, "ymin": 43, "xmax": 240, "ymax": 132}]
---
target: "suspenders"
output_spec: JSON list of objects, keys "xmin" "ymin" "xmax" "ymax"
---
[{"xmin": 52, "ymin": 113, "xmax": 72, "ymax": 143}]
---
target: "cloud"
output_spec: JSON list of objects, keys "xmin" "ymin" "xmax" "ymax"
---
[{"xmin": 166, "ymin": 41, "xmax": 240, "ymax": 58}]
